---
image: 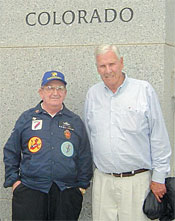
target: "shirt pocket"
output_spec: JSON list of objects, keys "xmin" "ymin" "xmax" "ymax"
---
[
  {"xmin": 88, "ymin": 109, "xmax": 107, "ymax": 134},
  {"xmin": 119, "ymin": 107, "xmax": 144, "ymax": 133}
]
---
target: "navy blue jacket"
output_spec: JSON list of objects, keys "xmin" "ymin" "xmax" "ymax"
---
[{"xmin": 4, "ymin": 102, "xmax": 93, "ymax": 193}]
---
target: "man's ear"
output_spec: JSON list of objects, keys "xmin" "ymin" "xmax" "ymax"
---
[
  {"xmin": 38, "ymin": 88, "xmax": 43, "ymax": 99},
  {"xmin": 120, "ymin": 57, "xmax": 124, "ymax": 69}
]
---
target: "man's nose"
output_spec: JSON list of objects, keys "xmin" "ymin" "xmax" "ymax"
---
[
  {"xmin": 53, "ymin": 88, "xmax": 59, "ymax": 95},
  {"xmin": 105, "ymin": 65, "xmax": 112, "ymax": 73}
]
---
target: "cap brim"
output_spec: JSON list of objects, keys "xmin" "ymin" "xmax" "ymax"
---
[{"xmin": 42, "ymin": 78, "xmax": 67, "ymax": 86}]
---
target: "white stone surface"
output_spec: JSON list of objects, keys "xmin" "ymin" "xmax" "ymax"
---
[
  {"xmin": 0, "ymin": 0, "xmax": 175, "ymax": 220},
  {"xmin": 0, "ymin": 0, "xmax": 168, "ymax": 47},
  {"xmin": 0, "ymin": 45, "xmax": 169, "ymax": 130},
  {"xmin": 166, "ymin": 0, "xmax": 175, "ymax": 46}
]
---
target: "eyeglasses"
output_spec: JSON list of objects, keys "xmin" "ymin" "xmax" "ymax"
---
[{"xmin": 42, "ymin": 85, "xmax": 66, "ymax": 93}]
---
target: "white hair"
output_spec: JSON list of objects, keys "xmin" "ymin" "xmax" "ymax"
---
[{"xmin": 94, "ymin": 44, "xmax": 121, "ymax": 59}]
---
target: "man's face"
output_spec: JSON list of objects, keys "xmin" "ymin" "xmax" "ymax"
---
[
  {"xmin": 96, "ymin": 50, "xmax": 124, "ymax": 90},
  {"xmin": 39, "ymin": 80, "xmax": 67, "ymax": 109}
]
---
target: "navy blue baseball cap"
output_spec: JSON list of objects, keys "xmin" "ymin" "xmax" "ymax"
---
[{"xmin": 41, "ymin": 71, "xmax": 67, "ymax": 86}]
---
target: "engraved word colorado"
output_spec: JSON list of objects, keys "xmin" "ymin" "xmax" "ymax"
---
[{"xmin": 26, "ymin": 7, "xmax": 134, "ymax": 26}]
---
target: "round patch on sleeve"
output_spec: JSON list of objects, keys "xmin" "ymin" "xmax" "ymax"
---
[
  {"xmin": 28, "ymin": 136, "xmax": 42, "ymax": 153},
  {"xmin": 61, "ymin": 141, "xmax": 74, "ymax": 157}
]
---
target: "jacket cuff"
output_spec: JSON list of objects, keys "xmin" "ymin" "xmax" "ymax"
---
[
  {"xmin": 4, "ymin": 176, "xmax": 21, "ymax": 188},
  {"xmin": 77, "ymin": 181, "xmax": 90, "ymax": 189}
]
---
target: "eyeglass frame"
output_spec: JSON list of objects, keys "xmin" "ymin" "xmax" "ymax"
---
[{"xmin": 41, "ymin": 85, "xmax": 66, "ymax": 93}]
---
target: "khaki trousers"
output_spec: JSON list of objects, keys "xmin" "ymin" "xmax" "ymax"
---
[{"xmin": 92, "ymin": 169, "xmax": 157, "ymax": 221}]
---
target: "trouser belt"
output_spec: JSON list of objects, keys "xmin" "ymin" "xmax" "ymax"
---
[{"xmin": 106, "ymin": 169, "xmax": 149, "ymax": 177}]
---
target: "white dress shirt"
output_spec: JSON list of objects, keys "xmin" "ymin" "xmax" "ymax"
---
[{"xmin": 84, "ymin": 75, "xmax": 171, "ymax": 183}]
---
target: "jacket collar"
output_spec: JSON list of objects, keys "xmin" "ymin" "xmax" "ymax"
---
[{"xmin": 33, "ymin": 101, "xmax": 72, "ymax": 118}]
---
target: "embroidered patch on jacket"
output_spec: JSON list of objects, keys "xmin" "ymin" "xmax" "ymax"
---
[
  {"xmin": 61, "ymin": 141, "xmax": 74, "ymax": 157},
  {"xmin": 59, "ymin": 121, "xmax": 74, "ymax": 131},
  {"xmin": 32, "ymin": 120, "xmax": 42, "ymax": 130},
  {"xmin": 28, "ymin": 136, "xmax": 42, "ymax": 153},
  {"xmin": 64, "ymin": 129, "xmax": 71, "ymax": 139}
]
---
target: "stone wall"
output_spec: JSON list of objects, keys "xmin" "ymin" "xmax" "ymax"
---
[{"xmin": 0, "ymin": 0, "xmax": 174, "ymax": 220}]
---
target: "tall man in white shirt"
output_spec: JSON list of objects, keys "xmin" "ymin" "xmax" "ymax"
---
[{"xmin": 84, "ymin": 44, "xmax": 172, "ymax": 221}]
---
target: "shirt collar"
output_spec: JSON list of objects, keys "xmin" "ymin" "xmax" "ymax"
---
[
  {"xmin": 103, "ymin": 72, "xmax": 128, "ymax": 93},
  {"xmin": 120, "ymin": 73, "xmax": 128, "ymax": 88},
  {"xmin": 33, "ymin": 102, "xmax": 44, "ymax": 114},
  {"xmin": 33, "ymin": 101, "xmax": 73, "ymax": 118}
]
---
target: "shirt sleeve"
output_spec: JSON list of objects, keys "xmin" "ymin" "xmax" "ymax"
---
[
  {"xmin": 147, "ymin": 83, "xmax": 171, "ymax": 183},
  {"xmin": 84, "ymin": 93, "xmax": 90, "ymax": 134},
  {"xmin": 83, "ymin": 91, "xmax": 94, "ymax": 148}
]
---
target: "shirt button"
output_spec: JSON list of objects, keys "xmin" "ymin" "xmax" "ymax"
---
[
  {"xmin": 52, "ymin": 147, "xmax": 54, "ymax": 150},
  {"xmin": 51, "ymin": 132, "xmax": 54, "ymax": 135}
]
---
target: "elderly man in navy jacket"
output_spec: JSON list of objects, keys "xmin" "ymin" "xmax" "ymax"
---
[{"xmin": 4, "ymin": 71, "xmax": 93, "ymax": 221}]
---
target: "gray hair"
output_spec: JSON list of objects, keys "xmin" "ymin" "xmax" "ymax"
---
[{"xmin": 94, "ymin": 44, "xmax": 121, "ymax": 59}]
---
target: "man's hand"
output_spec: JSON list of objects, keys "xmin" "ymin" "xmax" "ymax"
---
[
  {"xmin": 79, "ymin": 188, "xmax": 86, "ymax": 195},
  {"xmin": 150, "ymin": 181, "xmax": 166, "ymax": 202},
  {"xmin": 12, "ymin": 180, "xmax": 21, "ymax": 192}
]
